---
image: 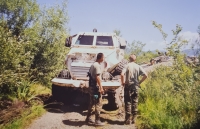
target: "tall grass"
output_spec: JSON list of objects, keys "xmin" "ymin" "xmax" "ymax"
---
[{"xmin": 137, "ymin": 65, "xmax": 200, "ymax": 129}]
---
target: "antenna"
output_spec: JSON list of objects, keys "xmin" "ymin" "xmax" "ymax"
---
[{"xmin": 93, "ymin": 28, "xmax": 97, "ymax": 32}]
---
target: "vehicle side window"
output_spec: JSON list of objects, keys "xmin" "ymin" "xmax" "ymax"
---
[
  {"xmin": 75, "ymin": 35, "xmax": 94, "ymax": 45},
  {"xmin": 96, "ymin": 36, "xmax": 113, "ymax": 46}
]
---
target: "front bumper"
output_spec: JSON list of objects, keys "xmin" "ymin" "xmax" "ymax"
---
[{"xmin": 51, "ymin": 78, "xmax": 121, "ymax": 90}]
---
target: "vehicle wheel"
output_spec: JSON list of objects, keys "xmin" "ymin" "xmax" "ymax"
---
[
  {"xmin": 103, "ymin": 89, "xmax": 118, "ymax": 110},
  {"xmin": 52, "ymin": 85, "xmax": 89, "ymax": 106},
  {"xmin": 103, "ymin": 87, "xmax": 124, "ymax": 111},
  {"xmin": 52, "ymin": 85, "xmax": 74, "ymax": 104}
]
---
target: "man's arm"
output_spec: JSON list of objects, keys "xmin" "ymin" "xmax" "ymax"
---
[
  {"xmin": 120, "ymin": 72, "xmax": 125, "ymax": 86},
  {"xmin": 139, "ymin": 74, "xmax": 147, "ymax": 85},
  {"xmin": 120, "ymin": 65, "xmax": 127, "ymax": 86},
  {"xmin": 96, "ymin": 74, "xmax": 104, "ymax": 94},
  {"xmin": 139, "ymin": 66, "xmax": 148, "ymax": 85}
]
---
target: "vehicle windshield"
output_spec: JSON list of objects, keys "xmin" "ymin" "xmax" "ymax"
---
[
  {"xmin": 75, "ymin": 35, "xmax": 94, "ymax": 45},
  {"xmin": 96, "ymin": 36, "xmax": 113, "ymax": 46}
]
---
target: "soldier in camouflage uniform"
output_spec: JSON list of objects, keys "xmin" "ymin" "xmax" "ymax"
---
[
  {"xmin": 85, "ymin": 53, "xmax": 105, "ymax": 126},
  {"xmin": 121, "ymin": 54, "xmax": 147, "ymax": 125}
]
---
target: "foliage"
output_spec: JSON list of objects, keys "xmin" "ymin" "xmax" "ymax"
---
[
  {"xmin": 0, "ymin": 0, "xmax": 68, "ymax": 128},
  {"xmin": 152, "ymin": 21, "xmax": 188, "ymax": 57},
  {"xmin": 0, "ymin": 25, "xmax": 31, "ymax": 94},
  {"xmin": 0, "ymin": 0, "xmax": 39, "ymax": 37},
  {"xmin": 125, "ymin": 40, "xmax": 146, "ymax": 56},
  {"xmin": 28, "ymin": 2, "xmax": 69, "ymax": 85},
  {"xmin": 135, "ymin": 51, "xmax": 158, "ymax": 64},
  {"xmin": 191, "ymin": 25, "xmax": 200, "ymax": 56},
  {"xmin": 16, "ymin": 81, "xmax": 50, "ymax": 103},
  {"xmin": 113, "ymin": 29, "xmax": 156, "ymax": 64},
  {"xmin": 0, "ymin": 0, "xmax": 70, "ymax": 96},
  {"xmin": 136, "ymin": 21, "xmax": 200, "ymax": 129},
  {"xmin": 16, "ymin": 80, "xmax": 39, "ymax": 103},
  {"xmin": 124, "ymin": 40, "xmax": 157, "ymax": 64},
  {"xmin": 113, "ymin": 29, "xmax": 122, "ymax": 37},
  {"xmin": 138, "ymin": 65, "xmax": 199, "ymax": 129}
]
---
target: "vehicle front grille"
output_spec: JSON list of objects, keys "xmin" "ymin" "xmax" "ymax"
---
[{"xmin": 71, "ymin": 66, "xmax": 90, "ymax": 80}]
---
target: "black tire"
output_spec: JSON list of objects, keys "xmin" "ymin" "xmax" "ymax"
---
[
  {"xmin": 103, "ymin": 86, "xmax": 124, "ymax": 111},
  {"xmin": 103, "ymin": 89, "xmax": 118, "ymax": 111},
  {"xmin": 52, "ymin": 85, "xmax": 89, "ymax": 106},
  {"xmin": 52, "ymin": 84, "xmax": 74, "ymax": 104}
]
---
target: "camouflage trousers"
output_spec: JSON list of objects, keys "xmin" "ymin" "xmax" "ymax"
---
[
  {"xmin": 86, "ymin": 87, "xmax": 102, "ymax": 120},
  {"xmin": 124, "ymin": 84, "xmax": 139, "ymax": 122}
]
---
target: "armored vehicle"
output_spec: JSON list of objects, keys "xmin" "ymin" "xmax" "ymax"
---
[{"xmin": 51, "ymin": 30, "xmax": 128, "ymax": 110}]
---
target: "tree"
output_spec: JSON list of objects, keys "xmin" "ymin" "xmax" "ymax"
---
[
  {"xmin": 137, "ymin": 21, "xmax": 199, "ymax": 129},
  {"xmin": 152, "ymin": 21, "xmax": 187, "ymax": 58},
  {"xmin": 125, "ymin": 40, "xmax": 146, "ymax": 56},
  {"xmin": 0, "ymin": 25, "xmax": 31, "ymax": 94},
  {"xmin": 113, "ymin": 29, "xmax": 122, "ymax": 37},
  {"xmin": 193, "ymin": 25, "xmax": 200, "ymax": 56},
  {"xmin": 0, "ymin": 0, "xmax": 70, "ymax": 95},
  {"xmin": 0, "ymin": 0, "xmax": 39, "ymax": 93},
  {"xmin": 0, "ymin": 0, "xmax": 39, "ymax": 37},
  {"xmin": 29, "ymin": 2, "xmax": 70, "ymax": 85}
]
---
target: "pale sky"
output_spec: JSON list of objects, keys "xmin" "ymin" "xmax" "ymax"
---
[{"xmin": 38, "ymin": 0, "xmax": 200, "ymax": 51}]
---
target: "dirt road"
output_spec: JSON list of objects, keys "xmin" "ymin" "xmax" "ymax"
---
[{"xmin": 27, "ymin": 99, "xmax": 136, "ymax": 129}]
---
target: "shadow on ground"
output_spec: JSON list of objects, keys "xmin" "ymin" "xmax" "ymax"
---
[
  {"xmin": 100, "ymin": 117, "xmax": 124, "ymax": 125},
  {"xmin": 62, "ymin": 120, "xmax": 85, "ymax": 127},
  {"xmin": 62, "ymin": 118, "xmax": 124, "ymax": 127},
  {"xmin": 35, "ymin": 93, "xmax": 87, "ymax": 115},
  {"xmin": 62, "ymin": 120, "xmax": 94, "ymax": 127}
]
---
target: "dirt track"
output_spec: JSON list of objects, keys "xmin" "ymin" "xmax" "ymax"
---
[{"xmin": 27, "ymin": 99, "xmax": 136, "ymax": 129}]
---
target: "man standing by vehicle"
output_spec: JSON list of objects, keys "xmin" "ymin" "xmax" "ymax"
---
[
  {"xmin": 121, "ymin": 54, "xmax": 147, "ymax": 125},
  {"xmin": 85, "ymin": 53, "xmax": 105, "ymax": 126}
]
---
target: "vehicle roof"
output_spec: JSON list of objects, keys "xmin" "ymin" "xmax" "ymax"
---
[{"xmin": 77, "ymin": 32, "xmax": 116, "ymax": 36}]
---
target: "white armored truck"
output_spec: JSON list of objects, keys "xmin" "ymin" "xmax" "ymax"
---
[{"xmin": 51, "ymin": 30, "xmax": 128, "ymax": 110}]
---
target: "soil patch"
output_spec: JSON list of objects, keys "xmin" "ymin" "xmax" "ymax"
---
[{"xmin": 0, "ymin": 100, "xmax": 26, "ymax": 124}]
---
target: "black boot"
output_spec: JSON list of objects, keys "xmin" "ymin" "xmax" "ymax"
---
[
  {"xmin": 124, "ymin": 114, "xmax": 132, "ymax": 125},
  {"xmin": 95, "ymin": 115, "xmax": 105, "ymax": 126},
  {"xmin": 85, "ymin": 115, "xmax": 95, "ymax": 124},
  {"xmin": 132, "ymin": 115, "xmax": 137, "ymax": 124}
]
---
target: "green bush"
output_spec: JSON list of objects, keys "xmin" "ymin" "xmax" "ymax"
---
[
  {"xmin": 138, "ymin": 64, "xmax": 199, "ymax": 129},
  {"xmin": 0, "ymin": 0, "xmax": 69, "ymax": 97},
  {"xmin": 136, "ymin": 21, "xmax": 200, "ymax": 129},
  {"xmin": 27, "ymin": 4, "xmax": 70, "ymax": 86},
  {"xmin": 0, "ymin": 26, "xmax": 31, "ymax": 94}
]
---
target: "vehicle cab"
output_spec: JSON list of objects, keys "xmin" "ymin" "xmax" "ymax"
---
[{"xmin": 65, "ymin": 31, "xmax": 126, "ymax": 80}]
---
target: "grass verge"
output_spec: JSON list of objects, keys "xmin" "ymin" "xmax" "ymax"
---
[
  {"xmin": 0, "ymin": 83, "xmax": 50, "ymax": 129},
  {"xmin": 0, "ymin": 104, "xmax": 46, "ymax": 129}
]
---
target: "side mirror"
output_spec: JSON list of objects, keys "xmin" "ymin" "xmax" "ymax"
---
[
  {"xmin": 65, "ymin": 37, "xmax": 72, "ymax": 47},
  {"xmin": 119, "ymin": 39, "xmax": 126, "ymax": 49},
  {"xmin": 65, "ymin": 34, "xmax": 77, "ymax": 47},
  {"xmin": 120, "ymin": 44, "xmax": 126, "ymax": 49},
  {"xmin": 117, "ymin": 36, "xmax": 126, "ymax": 49}
]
